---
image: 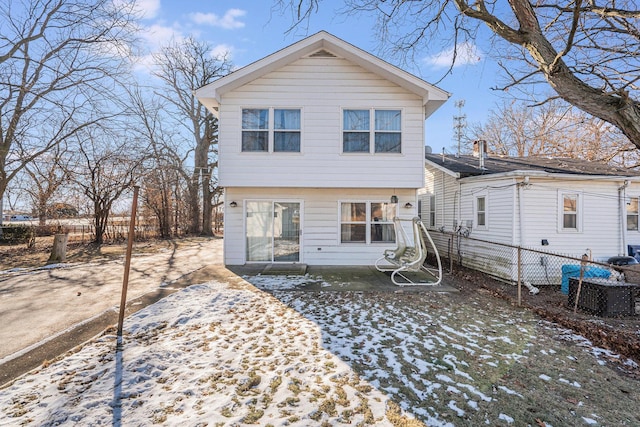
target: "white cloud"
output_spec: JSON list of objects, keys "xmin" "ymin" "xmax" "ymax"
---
[
  {"xmin": 210, "ymin": 43, "xmax": 233, "ymax": 60},
  {"xmin": 131, "ymin": 24, "xmax": 185, "ymax": 75},
  {"xmin": 139, "ymin": 23, "xmax": 184, "ymax": 51},
  {"xmin": 425, "ymin": 42, "xmax": 483, "ymax": 68},
  {"xmin": 133, "ymin": 0, "xmax": 161, "ymax": 19},
  {"xmin": 190, "ymin": 8, "xmax": 246, "ymax": 29}
]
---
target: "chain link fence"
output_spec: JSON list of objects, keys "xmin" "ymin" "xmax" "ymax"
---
[
  {"xmin": 427, "ymin": 229, "xmax": 640, "ymax": 318},
  {"xmin": 1, "ymin": 221, "xmax": 173, "ymax": 247}
]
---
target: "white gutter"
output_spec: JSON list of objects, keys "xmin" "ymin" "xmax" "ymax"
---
[{"xmin": 458, "ymin": 170, "xmax": 640, "ymax": 183}]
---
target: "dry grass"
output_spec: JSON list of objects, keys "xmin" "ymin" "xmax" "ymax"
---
[
  {"xmin": 263, "ymin": 286, "xmax": 640, "ymax": 426},
  {"xmin": 0, "ymin": 236, "xmax": 213, "ymax": 270}
]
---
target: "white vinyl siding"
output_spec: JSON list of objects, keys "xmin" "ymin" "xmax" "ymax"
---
[
  {"xmin": 218, "ymin": 56, "xmax": 425, "ymax": 189},
  {"xmin": 519, "ymin": 181, "xmax": 619, "ymax": 258},
  {"xmin": 421, "ymin": 167, "xmax": 458, "ymax": 232},
  {"xmin": 223, "ymin": 187, "xmax": 414, "ymax": 265},
  {"xmin": 423, "ymin": 161, "xmax": 640, "ymax": 281},
  {"xmin": 459, "ymin": 181, "xmax": 513, "ymax": 242}
]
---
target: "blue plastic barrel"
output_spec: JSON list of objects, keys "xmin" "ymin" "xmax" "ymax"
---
[{"xmin": 561, "ymin": 264, "xmax": 611, "ymax": 294}]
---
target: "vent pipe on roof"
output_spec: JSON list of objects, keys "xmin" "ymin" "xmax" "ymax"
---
[{"xmin": 473, "ymin": 140, "xmax": 487, "ymax": 170}]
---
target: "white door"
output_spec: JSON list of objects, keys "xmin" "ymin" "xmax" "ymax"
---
[{"xmin": 246, "ymin": 201, "xmax": 301, "ymax": 263}]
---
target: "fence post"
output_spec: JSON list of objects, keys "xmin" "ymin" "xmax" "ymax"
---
[
  {"xmin": 573, "ymin": 254, "xmax": 588, "ymax": 313},
  {"xmin": 517, "ymin": 246, "xmax": 522, "ymax": 307},
  {"xmin": 448, "ymin": 238, "xmax": 453, "ymax": 273},
  {"xmin": 117, "ymin": 186, "xmax": 140, "ymax": 341}
]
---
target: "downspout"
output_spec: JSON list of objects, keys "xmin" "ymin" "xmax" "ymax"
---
[
  {"xmin": 518, "ymin": 177, "xmax": 528, "ymax": 247},
  {"xmin": 440, "ymin": 171, "xmax": 446, "ymax": 229},
  {"xmin": 619, "ymin": 180, "xmax": 629, "ymax": 256},
  {"xmin": 518, "ymin": 176, "xmax": 539, "ymax": 294},
  {"xmin": 457, "ymin": 179, "xmax": 461, "ymax": 231}
]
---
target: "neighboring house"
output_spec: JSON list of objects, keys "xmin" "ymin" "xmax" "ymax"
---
[
  {"xmin": 195, "ymin": 31, "xmax": 449, "ymax": 266},
  {"xmin": 420, "ymin": 141, "xmax": 640, "ymax": 283}
]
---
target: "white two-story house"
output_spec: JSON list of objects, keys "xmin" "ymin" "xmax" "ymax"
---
[{"xmin": 196, "ymin": 31, "xmax": 449, "ymax": 266}]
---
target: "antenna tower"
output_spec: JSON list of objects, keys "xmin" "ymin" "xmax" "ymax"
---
[{"xmin": 453, "ymin": 99, "xmax": 466, "ymax": 157}]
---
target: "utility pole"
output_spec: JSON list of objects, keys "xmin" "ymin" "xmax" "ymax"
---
[{"xmin": 453, "ymin": 99, "xmax": 466, "ymax": 157}]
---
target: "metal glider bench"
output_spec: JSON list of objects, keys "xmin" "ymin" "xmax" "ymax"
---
[{"xmin": 375, "ymin": 217, "xmax": 443, "ymax": 286}]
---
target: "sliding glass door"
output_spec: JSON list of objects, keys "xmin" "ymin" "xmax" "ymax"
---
[{"xmin": 246, "ymin": 201, "xmax": 301, "ymax": 262}]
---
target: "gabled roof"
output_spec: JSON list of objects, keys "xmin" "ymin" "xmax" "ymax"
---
[
  {"xmin": 195, "ymin": 31, "xmax": 450, "ymax": 119},
  {"xmin": 425, "ymin": 153, "xmax": 640, "ymax": 180}
]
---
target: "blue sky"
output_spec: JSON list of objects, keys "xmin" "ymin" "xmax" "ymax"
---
[{"xmin": 135, "ymin": 0, "xmax": 505, "ymax": 154}]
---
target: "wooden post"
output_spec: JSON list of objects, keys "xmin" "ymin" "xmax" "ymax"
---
[
  {"xmin": 117, "ymin": 186, "xmax": 140, "ymax": 340},
  {"xmin": 573, "ymin": 254, "xmax": 589, "ymax": 313},
  {"xmin": 47, "ymin": 233, "xmax": 69, "ymax": 264}
]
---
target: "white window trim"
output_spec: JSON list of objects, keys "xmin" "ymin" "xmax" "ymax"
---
[
  {"xmin": 241, "ymin": 107, "xmax": 303, "ymax": 153},
  {"xmin": 474, "ymin": 192, "xmax": 488, "ymax": 230},
  {"xmin": 338, "ymin": 200, "xmax": 397, "ymax": 244},
  {"xmin": 627, "ymin": 196, "xmax": 639, "ymax": 232},
  {"xmin": 558, "ymin": 191, "xmax": 583, "ymax": 233},
  {"xmin": 341, "ymin": 108, "xmax": 403, "ymax": 155},
  {"xmin": 429, "ymin": 194, "xmax": 436, "ymax": 228}
]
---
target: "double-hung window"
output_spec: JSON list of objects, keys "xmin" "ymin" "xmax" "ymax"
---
[
  {"xmin": 429, "ymin": 195, "xmax": 436, "ymax": 227},
  {"xmin": 274, "ymin": 109, "xmax": 301, "ymax": 152},
  {"xmin": 560, "ymin": 192, "xmax": 580, "ymax": 231},
  {"xmin": 340, "ymin": 201, "xmax": 396, "ymax": 244},
  {"xmin": 628, "ymin": 197, "xmax": 639, "ymax": 231},
  {"xmin": 343, "ymin": 109, "xmax": 401, "ymax": 153},
  {"xmin": 242, "ymin": 109, "xmax": 269, "ymax": 151},
  {"xmin": 242, "ymin": 108, "xmax": 301, "ymax": 152},
  {"xmin": 475, "ymin": 195, "xmax": 487, "ymax": 228}
]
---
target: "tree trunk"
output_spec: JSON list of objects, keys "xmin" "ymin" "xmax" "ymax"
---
[
  {"xmin": 48, "ymin": 233, "xmax": 69, "ymax": 264},
  {"xmin": 38, "ymin": 200, "xmax": 47, "ymax": 226},
  {"xmin": 188, "ymin": 177, "xmax": 200, "ymax": 235},
  {"xmin": 201, "ymin": 172, "xmax": 213, "ymax": 236},
  {"xmin": 94, "ymin": 203, "xmax": 109, "ymax": 245}
]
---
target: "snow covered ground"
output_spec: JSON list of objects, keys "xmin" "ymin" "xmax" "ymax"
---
[{"xmin": 1, "ymin": 273, "xmax": 639, "ymax": 426}]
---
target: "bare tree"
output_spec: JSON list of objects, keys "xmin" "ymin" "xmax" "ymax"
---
[
  {"xmin": 0, "ymin": 0, "xmax": 137, "ymax": 223},
  {"xmin": 22, "ymin": 142, "xmax": 71, "ymax": 225},
  {"xmin": 68, "ymin": 129, "xmax": 143, "ymax": 245},
  {"xmin": 153, "ymin": 37, "xmax": 232, "ymax": 235},
  {"xmin": 469, "ymin": 99, "xmax": 640, "ymax": 166},
  {"xmin": 128, "ymin": 87, "xmax": 192, "ymax": 238},
  {"xmin": 277, "ymin": 1, "xmax": 640, "ymax": 147}
]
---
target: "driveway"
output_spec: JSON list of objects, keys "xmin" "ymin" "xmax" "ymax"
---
[{"xmin": 0, "ymin": 238, "xmax": 223, "ymax": 361}]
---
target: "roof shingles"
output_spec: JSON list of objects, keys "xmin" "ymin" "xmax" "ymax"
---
[{"xmin": 425, "ymin": 153, "xmax": 640, "ymax": 178}]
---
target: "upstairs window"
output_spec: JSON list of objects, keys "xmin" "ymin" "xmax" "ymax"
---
[
  {"xmin": 343, "ymin": 110, "xmax": 370, "ymax": 152},
  {"xmin": 375, "ymin": 110, "xmax": 401, "ymax": 153},
  {"xmin": 274, "ymin": 109, "xmax": 301, "ymax": 152},
  {"xmin": 242, "ymin": 109, "xmax": 268, "ymax": 152},
  {"xmin": 343, "ymin": 109, "xmax": 401, "ymax": 154},
  {"xmin": 242, "ymin": 108, "xmax": 301, "ymax": 152}
]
